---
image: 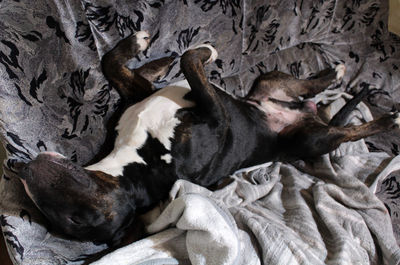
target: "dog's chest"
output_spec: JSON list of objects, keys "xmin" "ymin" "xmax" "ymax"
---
[
  {"xmin": 117, "ymin": 85, "xmax": 193, "ymax": 149},
  {"xmin": 86, "ymin": 82, "xmax": 194, "ymax": 176}
]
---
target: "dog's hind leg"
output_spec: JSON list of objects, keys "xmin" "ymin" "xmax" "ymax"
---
[
  {"xmin": 247, "ymin": 65, "xmax": 345, "ymax": 102},
  {"xmin": 134, "ymin": 55, "xmax": 176, "ymax": 83},
  {"xmin": 328, "ymin": 86, "xmax": 370, "ymax": 126},
  {"xmin": 278, "ymin": 112, "xmax": 400, "ymax": 160},
  {"xmin": 102, "ymin": 31, "xmax": 151, "ymax": 104},
  {"xmin": 300, "ymin": 64, "xmax": 346, "ymax": 97},
  {"xmin": 278, "ymin": 85, "xmax": 399, "ymax": 160}
]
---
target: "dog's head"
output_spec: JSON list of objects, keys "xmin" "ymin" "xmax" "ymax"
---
[{"xmin": 17, "ymin": 152, "xmax": 135, "ymax": 246}]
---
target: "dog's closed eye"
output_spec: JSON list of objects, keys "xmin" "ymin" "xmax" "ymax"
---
[{"xmin": 68, "ymin": 216, "xmax": 84, "ymax": 226}]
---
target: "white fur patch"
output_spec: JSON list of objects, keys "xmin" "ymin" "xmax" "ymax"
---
[
  {"xmin": 269, "ymin": 89, "xmax": 294, "ymax": 102},
  {"xmin": 394, "ymin": 112, "xmax": 400, "ymax": 127},
  {"xmin": 161, "ymin": 154, "xmax": 172, "ymax": 164},
  {"xmin": 86, "ymin": 83, "xmax": 194, "ymax": 177},
  {"xmin": 135, "ymin": 31, "xmax": 150, "ymax": 51},
  {"xmin": 85, "ymin": 147, "xmax": 146, "ymax": 177},
  {"xmin": 259, "ymin": 100, "xmax": 304, "ymax": 132},
  {"xmin": 251, "ymin": 89, "xmax": 307, "ymax": 132},
  {"xmin": 195, "ymin": 44, "xmax": 218, "ymax": 64},
  {"xmin": 335, "ymin": 64, "xmax": 346, "ymax": 80}
]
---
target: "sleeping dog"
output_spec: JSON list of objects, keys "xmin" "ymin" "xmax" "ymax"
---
[{"xmin": 16, "ymin": 31, "xmax": 400, "ymax": 246}]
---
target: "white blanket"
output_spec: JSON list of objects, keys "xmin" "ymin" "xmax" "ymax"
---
[{"xmin": 91, "ymin": 91, "xmax": 400, "ymax": 265}]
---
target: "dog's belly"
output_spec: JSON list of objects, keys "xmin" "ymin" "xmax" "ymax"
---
[
  {"xmin": 261, "ymin": 101, "xmax": 306, "ymax": 132},
  {"xmin": 86, "ymin": 81, "xmax": 195, "ymax": 177}
]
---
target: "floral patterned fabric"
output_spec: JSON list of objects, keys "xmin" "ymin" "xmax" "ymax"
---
[{"xmin": 0, "ymin": 0, "xmax": 400, "ymax": 264}]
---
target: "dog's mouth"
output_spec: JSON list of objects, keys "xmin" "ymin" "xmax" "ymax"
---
[
  {"xmin": 34, "ymin": 151, "xmax": 70, "ymax": 169},
  {"xmin": 37, "ymin": 151, "xmax": 67, "ymax": 161}
]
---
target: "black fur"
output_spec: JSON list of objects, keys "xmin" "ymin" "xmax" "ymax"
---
[{"xmin": 17, "ymin": 33, "xmax": 399, "ymax": 247}]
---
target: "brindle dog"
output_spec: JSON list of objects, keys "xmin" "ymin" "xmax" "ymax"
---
[{"xmin": 17, "ymin": 31, "xmax": 399, "ymax": 246}]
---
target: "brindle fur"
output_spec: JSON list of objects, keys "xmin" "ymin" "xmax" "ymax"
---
[{"xmin": 17, "ymin": 32, "xmax": 399, "ymax": 247}]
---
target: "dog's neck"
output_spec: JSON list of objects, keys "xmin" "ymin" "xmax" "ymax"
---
[
  {"xmin": 86, "ymin": 147, "xmax": 146, "ymax": 177},
  {"xmin": 121, "ymin": 176, "xmax": 156, "ymax": 212},
  {"xmin": 118, "ymin": 164, "xmax": 176, "ymax": 213}
]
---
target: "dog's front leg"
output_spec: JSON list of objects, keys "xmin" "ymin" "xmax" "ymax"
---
[
  {"xmin": 133, "ymin": 56, "xmax": 176, "ymax": 84},
  {"xmin": 180, "ymin": 45, "xmax": 228, "ymax": 125},
  {"xmin": 102, "ymin": 32, "xmax": 175, "ymax": 105},
  {"xmin": 101, "ymin": 31, "xmax": 153, "ymax": 104}
]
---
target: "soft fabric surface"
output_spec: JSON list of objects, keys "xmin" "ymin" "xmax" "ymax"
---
[{"xmin": 1, "ymin": 0, "xmax": 400, "ymax": 264}]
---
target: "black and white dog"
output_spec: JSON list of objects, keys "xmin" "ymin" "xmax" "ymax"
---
[{"xmin": 17, "ymin": 31, "xmax": 400, "ymax": 246}]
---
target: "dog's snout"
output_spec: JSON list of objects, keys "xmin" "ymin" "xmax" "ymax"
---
[
  {"xmin": 14, "ymin": 161, "xmax": 30, "ymax": 179},
  {"xmin": 14, "ymin": 161, "xmax": 27, "ymax": 171}
]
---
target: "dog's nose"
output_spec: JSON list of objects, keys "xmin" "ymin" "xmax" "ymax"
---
[{"xmin": 14, "ymin": 161, "xmax": 29, "ymax": 179}]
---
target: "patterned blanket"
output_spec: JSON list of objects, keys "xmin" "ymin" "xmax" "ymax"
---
[{"xmin": 1, "ymin": 0, "xmax": 400, "ymax": 264}]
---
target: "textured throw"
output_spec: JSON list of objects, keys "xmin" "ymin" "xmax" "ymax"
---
[{"xmin": 1, "ymin": 0, "xmax": 400, "ymax": 264}]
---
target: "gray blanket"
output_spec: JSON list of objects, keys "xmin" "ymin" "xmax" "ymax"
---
[{"xmin": 1, "ymin": 0, "xmax": 400, "ymax": 264}]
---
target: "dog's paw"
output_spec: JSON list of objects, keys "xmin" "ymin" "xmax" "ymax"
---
[
  {"xmin": 379, "ymin": 112, "xmax": 400, "ymax": 130},
  {"xmin": 392, "ymin": 112, "xmax": 400, "ymax": 128},
  {"xmin": 135, "ymin": 31, "xmax": 150, "ymax": 51},
  {"xmin": 335, "ymin": 64, "xmax": 346, "ymax": 81},
  {"xmin": 195, "ymin": 44, "xmax": 218, "ymax": 64}
]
